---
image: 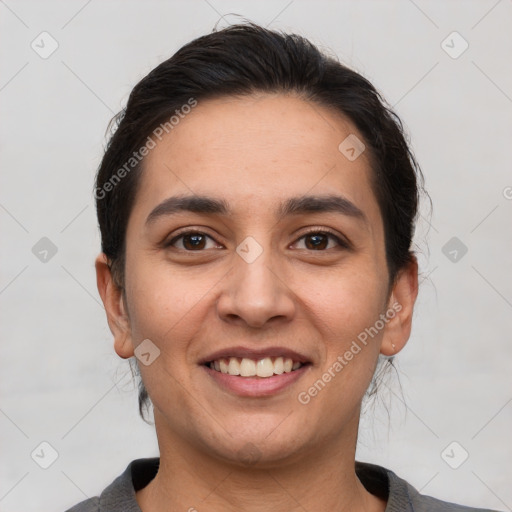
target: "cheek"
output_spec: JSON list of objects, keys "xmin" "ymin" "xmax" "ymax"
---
[
  {"xmin": 306, "ymin": 261, "xmax": 387, "ymax": 336},
  {"xmin": 123, "ymin": 261, "xmax": 210, "ymax": 417},
  {"xmin": 127, "ymin": 247, "xmax": 205, "ymax": 314},
  {"xmin": 123, "ymin": 258, "xmax": 201, "ymax": 351},
  {"xmin": 302, "ymin": 266, "xmax": 386, "ymax": 394}
]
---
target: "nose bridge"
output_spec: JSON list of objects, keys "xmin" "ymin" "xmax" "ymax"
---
[{"xmin": 216, "ymin": 233, "xmax": 295, "ymax": 327}]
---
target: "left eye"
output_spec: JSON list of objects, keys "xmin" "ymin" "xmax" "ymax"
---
[{"xmin": 293, "ymin": 231, "xmax": 346, "ymax": 251}]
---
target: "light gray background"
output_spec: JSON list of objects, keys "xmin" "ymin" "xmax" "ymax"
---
[{"xmin": 1, "ymin": 1, "xmax": 511, "ymax": 511}]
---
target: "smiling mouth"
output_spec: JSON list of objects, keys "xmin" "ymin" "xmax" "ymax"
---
[{"xmin": 205, "ymin": 357, "xmax": 309, "ymax": 378}]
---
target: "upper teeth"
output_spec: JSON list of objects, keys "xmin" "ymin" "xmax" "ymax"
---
[{"xmin": 209, "ymin": 357, "xmax": 302, "ymax": 377}]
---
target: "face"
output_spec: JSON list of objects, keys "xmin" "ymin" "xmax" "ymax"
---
[{"xmin": 98, "ymin": 93, "xmax": 417, "ymax": 467}]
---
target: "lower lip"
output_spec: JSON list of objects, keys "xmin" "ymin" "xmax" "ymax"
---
[{"xmin": 202, "ymin": 364, "xmax": 310, "ymax": 397}]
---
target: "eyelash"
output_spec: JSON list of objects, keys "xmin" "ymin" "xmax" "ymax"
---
[{"xmin": 165, "ymin": 228, "xmax": 350, "ymax": 251}]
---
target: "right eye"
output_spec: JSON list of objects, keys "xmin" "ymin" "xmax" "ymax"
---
[{"xmin": 166, "ymin": 230, "xmax": 223, "ymax": 251}]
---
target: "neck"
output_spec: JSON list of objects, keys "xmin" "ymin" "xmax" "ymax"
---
[{"xmin": 136, "ymin": 411, "xmax": 386, "ymax": 512}]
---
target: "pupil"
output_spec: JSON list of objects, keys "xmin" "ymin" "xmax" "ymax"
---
[
  {"xmin": 185, "ymin": 234, "xmax": 205, "ymax": 250},
  {"xmin": 307, "ymin": 234, "xmax": 327, "ymax": 250}
]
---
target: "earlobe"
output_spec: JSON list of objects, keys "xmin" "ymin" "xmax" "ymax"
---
[
  {"xmin": 95, "ymin": 253, "xmax": 134, "ymax": 359},
  {"xmin": 380, "ymin": 256, "xmax": 419, "ymax": 356}
]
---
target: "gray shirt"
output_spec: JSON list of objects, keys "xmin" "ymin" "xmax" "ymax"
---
[{"xmin": 64, "ymin": 458, "xmax": 501, "ymax": 512}]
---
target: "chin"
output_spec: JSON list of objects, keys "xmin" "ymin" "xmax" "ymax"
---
[{"xmin": 197, "ymin": 419, "xmax": 312, "ymax": 469}]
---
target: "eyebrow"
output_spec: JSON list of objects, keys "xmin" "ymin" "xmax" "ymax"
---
[{"xmin": 145, "ymin": 194, "xmax": 368, "ymax": 226}]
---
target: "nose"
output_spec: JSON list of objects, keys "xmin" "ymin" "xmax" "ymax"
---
[{"xmin": 216, "ymin": 241, "xmax": 296, "ymax": 329}]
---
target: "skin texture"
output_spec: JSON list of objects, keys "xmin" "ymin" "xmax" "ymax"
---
[{"xmin": 96, "ymin": 93, "xmax": 418, "ymax": 512}]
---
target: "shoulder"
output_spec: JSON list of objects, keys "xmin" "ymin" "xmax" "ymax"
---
[
  {"xmin": 399, "ymin": 472, "xmax": 500, "ymax": 512},
  {"xmin": 408, "ymin": 491, "xmax": 500, "ymax": 512},
  {"xmin": 63, "ymin": 458, "xmax": 159, "ymax": 512},
  {"xmin": 355, "ymin": 460, "xmax": 501, "ymax": 512},
  {"xmin": 65, "ymin": 497, "xmax": 100, "ymax": 512}
]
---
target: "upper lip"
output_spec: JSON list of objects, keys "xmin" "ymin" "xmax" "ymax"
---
[{"xmin": 199, "ymin": 346, "xmax": 310, "ymax": 365}]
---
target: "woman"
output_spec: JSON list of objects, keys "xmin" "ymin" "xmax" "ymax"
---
[{"xmin": 67, "ymin": 22, "xmax": 499, "ymax": 512}]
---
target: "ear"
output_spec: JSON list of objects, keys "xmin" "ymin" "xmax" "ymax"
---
[
  {"xmin": 95, "ymin": 253, "xmax": 134, "ymax": 359},
  {"xmin": 380, "ymin": 255, "xmax": 419, "ymax": 356}
]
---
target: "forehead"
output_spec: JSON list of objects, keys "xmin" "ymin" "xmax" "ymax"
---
[{"xmin": 132, "ymin": 94, "xmax": 380, "ymax": 227}]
